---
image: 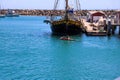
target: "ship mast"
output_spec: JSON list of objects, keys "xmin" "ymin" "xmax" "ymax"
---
[{"xmin": 65, "ymin": 0, "xmax": 69, "ymax": 20}]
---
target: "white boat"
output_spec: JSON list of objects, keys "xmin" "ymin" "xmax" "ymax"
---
[
  {"xmin": 6, "ymin": 9, "xmax": 19, "ymax": 17},
  {"xmin": 0, "ymin": 15, "xmax": 5, "ymax": 18},
  {"xmin": 0, "ymin": 3, "xmax": 5, "ymax": 18}
]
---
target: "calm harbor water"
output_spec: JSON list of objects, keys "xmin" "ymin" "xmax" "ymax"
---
[{"xmin": 0, "ymin": 16, "xmax": 120, "ymax": 80}]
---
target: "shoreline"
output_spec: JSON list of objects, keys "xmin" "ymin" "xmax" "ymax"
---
[{"xmin": 0, "ymin": 9, "xmax": 119, "ymax": 16}]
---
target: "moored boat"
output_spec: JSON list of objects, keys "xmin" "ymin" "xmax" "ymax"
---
[
  {"xmin": 6, "ymin": 9, "xmax": 19, "ymax": 17},
  {"xmin": 0, "ymin": 15, "xmax": 5, "ymax": 18},
  {"xmin": 0, "ymin": 3, "xmax": 5, "ymax": 18},
  {"xmin": 44, "ymin": 0, "xmax": 83, "ymax": 35}
]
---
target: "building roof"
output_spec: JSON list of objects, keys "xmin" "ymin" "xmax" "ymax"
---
[{"xmin": 88, "ymin": 11, "xmax": 105, "ymax": 15}]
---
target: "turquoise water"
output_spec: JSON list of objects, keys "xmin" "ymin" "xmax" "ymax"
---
[{"xmin": 0, "ymin": 16, "xmax": 120, "ymax": 80}]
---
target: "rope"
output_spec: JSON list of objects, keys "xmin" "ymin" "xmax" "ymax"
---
[
  {"xmin": 53, "ymin": 0, "xmax": 59, "ymax": 10},
  {"xmin": 76, "ymin": 0, "xmax": 84, "ymax": 19}
]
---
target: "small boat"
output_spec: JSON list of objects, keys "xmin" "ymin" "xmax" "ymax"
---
[
  {"xmin": 6, "ymin": 9, "xmax": 19, "ymax": 17},
  {"xmin": 60, "ymin": 36, "xmax": 74, "ymax": 41}
]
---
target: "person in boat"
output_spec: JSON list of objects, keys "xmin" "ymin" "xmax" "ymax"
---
[
  {"xmin": 60, "ymin": 35, "xmax": 73, "ymax": 40},
  {"xmin": 68, "ymin": 6, "xmax": 74, "ymax": 20}
]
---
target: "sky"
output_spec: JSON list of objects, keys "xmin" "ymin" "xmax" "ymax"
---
[{"xmin": 0, "ymin": 0, "xmax": 120, "ymax": 10}]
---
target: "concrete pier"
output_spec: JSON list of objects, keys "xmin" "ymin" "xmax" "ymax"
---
[
  {"xmin": 119, "ymin": 26, "xmax": 120, "ymax": 35},
  {"xmin": 107, "ymin": 21, "xmax": 112, "ymax": 36},
  {"xmin": 103, "ymin": 20, "xmax": 107, "ymax": 31},
  {"xmin": 111, "ymin": 25, "xmax": 116, "ymax": 34}
]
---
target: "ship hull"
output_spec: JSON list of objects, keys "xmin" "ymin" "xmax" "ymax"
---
[{"xmin": 51, "ymin": 20, "xmax": 82, "ymax": 35}]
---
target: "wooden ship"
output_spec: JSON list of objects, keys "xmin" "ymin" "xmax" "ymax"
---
[{"xmin": 44, "ymin": 0, "xmax": 83, "ymax": 35}]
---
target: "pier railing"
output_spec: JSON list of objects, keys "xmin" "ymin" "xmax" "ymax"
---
[{"xmin": 111, "ymin": 18, "xmax": 120, "ymax": 26}]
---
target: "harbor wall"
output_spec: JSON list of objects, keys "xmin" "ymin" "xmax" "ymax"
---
[{"xmin": 0, "ymin": 9, "xmax": 117, "ymax": 16}]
